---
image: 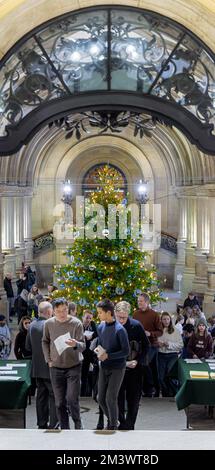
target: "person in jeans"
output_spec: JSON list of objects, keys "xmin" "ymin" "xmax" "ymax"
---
[
  {"xmin": 158, "ymin": 312, "xmax": 183, "ymax": 397},
  {"xmin": 96, "ymin": 299, "xmax": 129, "ymax": 430},
  {"xmin": 42, "ymin": 298, "xmax": 85, "ymax": 430}
]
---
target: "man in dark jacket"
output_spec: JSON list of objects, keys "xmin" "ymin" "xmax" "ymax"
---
[
  {"xmin": 4, "ymin": 273, "xmax": 14, "ymax": 320},
  {"xmin": 115, "ymin": 301, "xmax": 150, "ymax": 430},
  {"xmin": 26, "ymin": 301, "xmax": 58, "ymax": 429},
  {"xmin": 183, "ymin": 292, "xmax": 200, "ymax": 309},
  {"xmin": 16, "ymin": 272, "xmax": 28, "ymax": 295}
]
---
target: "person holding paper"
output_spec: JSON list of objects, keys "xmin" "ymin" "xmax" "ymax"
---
[
  {"xmin": 115, "ymin": 301, "xmax": 150, "ymax": 430},
  {"xmin": 42, "ymin": 298, "xmax": 85, "ymax": 430},
  {"xmin": 81, "ymin": 310, "xmax": 97, "ymax": 397},
  {"xmin": 96, "ymin": 298, "xmax": 129, "ymax": 430}
]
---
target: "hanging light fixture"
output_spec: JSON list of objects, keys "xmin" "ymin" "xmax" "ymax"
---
[
  {"xmin": 136, "ymin": 179, "xmax": 149, "ymax": 204},
  {"xmin": 61, "ymin": 179, "xmax": 73, "ymax": 206}
]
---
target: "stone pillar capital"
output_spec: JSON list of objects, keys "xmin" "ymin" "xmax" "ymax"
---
[{"xmin": 0, "ymin": 186, "xmax": 33, "ymax": 197}]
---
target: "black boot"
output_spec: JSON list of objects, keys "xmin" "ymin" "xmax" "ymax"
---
[{"xmin": 96, "ymin": 414, "xmax": 104, "ymax": 430}]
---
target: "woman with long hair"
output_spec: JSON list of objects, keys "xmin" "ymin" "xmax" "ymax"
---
[
  {"xmin": 14, "ymin": 315, "xmax": 36, "ymax": 396},
  {"xmin": 187, "ymin": 317, "xmax": 213, "ymax": 359},
  {"xmin": 158, "ymin": 312, "xmax": 183, "ymax": 397},
  {"xmin": 14, "ymin": 316, "xmax": 32, "ymax": 359},
  {"xmin": 28, "ymin": 284, "xmax": 43, "ymax": 317}
]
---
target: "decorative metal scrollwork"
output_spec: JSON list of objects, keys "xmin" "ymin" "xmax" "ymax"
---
[
  {"xmin": 155, "ymin": 44, "xmax": 215, "ymax": 124},
  {"xmin": 161, "ymin": 233, "xmax": 177, "ymax": 254},
  {"xmin": 0, "ymin": 6, "xmax": 214, "ymax": 154},
  {"xmin": 49, "ymin": 110, "xmax": 157, "ymax": 140},
  {"xmin": 33, "ymin": 229, "xmax": 177, "ymax": 254},
  {"xmin": 33, "ymin": 231, "xmax": 54, "ymax": 253}
]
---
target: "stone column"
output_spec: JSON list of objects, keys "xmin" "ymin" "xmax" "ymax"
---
[
  {"xmin": 0, "ymin": 199, "xmax": 9, "ymax": 320},
  {"xmin": 174, "ymin": 197, "xmax": 187, "ymax": 291},
  {"xmin": 24, "ymin": 196, "xmax": 34, "ymax": 265},
  {"xmin": 14, "ymin": 197, "xmax": 25, "ymax": 272},
  {"xmin": 182, "ymin": 197, "xmax": 197, "ymax": 296},
  {"xmin": 193, "ymin": 196, "xmax": 209, "ymax": 294},
  {"xmin": 203, "ymin": 197, "xmax": 215, "ymax": 315},
  {"xmin": 1, "ymin": 196, "xmax": 17, "ymax": 277}
]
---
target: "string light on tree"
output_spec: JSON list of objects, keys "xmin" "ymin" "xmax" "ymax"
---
[{"xmin": 53, "ymin": 165, "xmax": 162, "ymax": 314}]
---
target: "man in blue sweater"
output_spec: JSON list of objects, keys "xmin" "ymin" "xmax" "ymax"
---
[
  {"xmin": 96, "ymin": 299, "xmax": 129, "ymax": 430},
  {"xmin": 115, "ymin": 301, "xmax": 150, "ymax": 430}
]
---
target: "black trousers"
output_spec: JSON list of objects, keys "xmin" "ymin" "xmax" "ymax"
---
[
  {"xmin": 50, "ymin": 365, "xmax": 81, "ymax": 430},
  {"xmin": 118, "ymin": 367, "xmax": 142, "ymax": 430},
  {"xmin": 81, "ymin": 350, "xmax": 93, "ymax": 397},
  {"xmin": 36, "ymin": 377, "xmax": 58, "ymax": 429}
]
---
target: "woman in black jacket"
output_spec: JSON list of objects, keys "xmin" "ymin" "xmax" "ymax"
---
[
  {"xmin": 14, "ymin": 316, "xmax": 36, "ymax": 396},
  {"xmin": 16, "ymin": 289, "xmax": 29, "ymax": 324},
  {"xmin": 81, "ymin": 310, "xmax": 98, "ymax": 397},
  {"xmin": 14, "ymin": 316, "xmax": 32, "ymax": 359}
]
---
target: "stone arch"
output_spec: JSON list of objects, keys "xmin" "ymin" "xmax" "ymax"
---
[
  {"xmin": 0, "ymin": 4, "xmax": 214, "ymax": 155},
  {"xmin": 0, "ymin": 0, "xmax": 214, "ymax": 56}
]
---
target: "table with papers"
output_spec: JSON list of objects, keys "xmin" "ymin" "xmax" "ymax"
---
[
  {"xmin": 175, "ymin": 358, "xmax": 215, "ymax": 428},
  {"xmin": 0, "ymin": 359, "xmax": 31, "ymax": 428}
]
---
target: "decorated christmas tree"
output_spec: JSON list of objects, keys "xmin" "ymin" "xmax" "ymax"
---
[{"xmin": 54, "ymin": 165, "xmax": 162, "ymax": 312}]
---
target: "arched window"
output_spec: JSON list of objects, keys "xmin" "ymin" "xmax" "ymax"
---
[
  {"xmin": 82, "ymin": 163, "xmax": 127, "ymax": 199},
  {"xmin": 0, "ymin": 6, "xmax": 214, "ymax": 155}
]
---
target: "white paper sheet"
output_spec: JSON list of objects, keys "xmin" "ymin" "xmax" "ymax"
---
[
  {"xmin": 0, "ymin": 370, "xmax": 18, "ymax": 375},
  {"xmin": 184, "ymin": 359, "xmax": 202, "ymax": 363},
  {"xmin": 94, "ymin": 345, "xmax": 106, "ymax": 358},
  {"xmin": 0, "ymin": 376, "xmax": 21, "ymax": 381},
  {"xmin": 84, "ymin": 330, "xmax": 93, "ymax": 340},
  {"xmin": 6, "ymin": 363, "xmax": 27, "ymax": 367},
  {"xmin": 54, "ymin": 332, "xmax": 72, "ymax": 355}
]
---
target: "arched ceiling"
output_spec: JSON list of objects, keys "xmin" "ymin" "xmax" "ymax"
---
[
  {"xmin": 0, "ymin": 0, "xmax": 214, "ymax": 188},
  {"xmin": 0, "ymin": 121, "xmax": 214, "ymax": 189}
]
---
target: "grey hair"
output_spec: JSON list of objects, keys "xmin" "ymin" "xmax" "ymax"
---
[
  {"xmin": 115, "ymin": 301, "xmax": 131, "ymax": 315},
  {"xmin": 38, "ymin": 301, "xmax": 53, "ymax": 316}
]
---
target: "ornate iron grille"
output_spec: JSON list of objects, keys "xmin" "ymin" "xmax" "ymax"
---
[{"xmin": 0, "ymin": 6, "xmax": 214, "ymax": 155}]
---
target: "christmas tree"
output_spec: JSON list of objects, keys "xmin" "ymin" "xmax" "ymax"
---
[{"xmin": 54, "ymin": 165, "xmax": 161, "ymax": 312}]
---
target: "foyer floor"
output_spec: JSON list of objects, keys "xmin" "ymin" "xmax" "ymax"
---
[{"xmin": 0, "ymin": 396, "xmax": 215, "ymax": 450}]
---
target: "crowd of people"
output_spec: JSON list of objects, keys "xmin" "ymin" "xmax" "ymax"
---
[{"xmin": 0, "ymin": 282, "xmax": 215, "ymax": 431}]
